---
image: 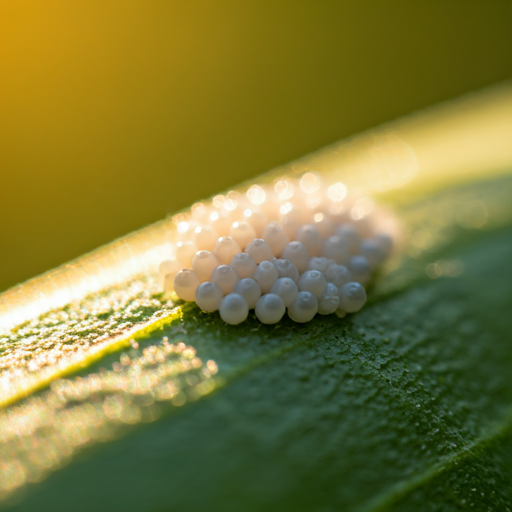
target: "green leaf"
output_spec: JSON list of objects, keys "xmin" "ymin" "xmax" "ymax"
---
[{"xmin": 1, "ymin": 88, "xmax": 512, "ymax": 511}]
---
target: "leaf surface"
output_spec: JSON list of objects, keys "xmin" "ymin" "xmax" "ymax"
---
[{"xmin": 0, "ymin": 174, "xmax": 511, "ymax": 511}]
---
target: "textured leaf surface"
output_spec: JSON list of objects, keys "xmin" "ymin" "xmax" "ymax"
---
[{"xmin": 1, "ymin": 173, "xmax": 512, "ymax": 511}]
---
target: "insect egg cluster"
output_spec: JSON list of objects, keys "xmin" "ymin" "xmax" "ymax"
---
[{"xmin": 159, "ymin": 172, "xmax": 394, "ymax": 325}]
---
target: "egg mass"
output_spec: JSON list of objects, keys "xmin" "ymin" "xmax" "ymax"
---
[{"xmin": 160, "ymin": 172, "xmax": 396, "ymax": 326}]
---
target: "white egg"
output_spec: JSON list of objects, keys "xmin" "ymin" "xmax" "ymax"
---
[
  {"xmin": 255, "ymin": 294, "xmax": 286, "ymax": 324},
  {"xmin": 211, "ymin": 265, "xmax": 239, "ymax": 294},
  {"xmin": 348, "ymin": 255, "xmax": 372, "ymax": 286},
  {"xmin": 176, "ymin": 240, "xmax": 197, "ymax": 267},
  {"xmin": 325, "ymin": 264, "xmax": 352, "ymax": 287},
  {"xmin": 263, "ymin": 221, "xmax": 290, "ymax": 257},
  {"xmin": 307, "ymin": 256, "xmax": 332, "ymax": 274},
  {"xmin": 288, "ymin": 291, "xmax": 318, "ymax": 323},
  {"xmin": 234, "ymin": 278, "xmax": 262, "ymax": 309},
  {"xmin": 313, "ymin": 214, "xmax": 335, "ymax": 238},
  {"xmin": 192, "ymin": 250, "xmax": 219, "ymax": 282},
  {"xmin": 298, "ymin": 270, "xmax": 327, "ymax": 299},
  {"xmin": 230, "ymin": 252, "xmax": 257, "ymax": 279},
  {"xmin": 325, "ymin": 282, "xmax": 338, "ymax": 297},
  {"xmin": 244, "ymin": 210, "xmax": 268, "ymax": 238},
  {"xmin": 173, "ymin": 269, "xmax": 200, "ymax": 302},
  {"xmin": 339, "ymin": 281, "xmax": 367, "ymax": 313},
  {"xmin": 210, "ymin": 210, "xmax": 233, "ymax": 236},
  {"xmin": 246, "ymin": 238, "xmax": 274, "ymax": 263},
  {"xmin": 258, "ymin": 190, "xmax": 279, "ymax": 219},
  {"xmin": 318, "ymin": 283, "xmax": 340, "ymax": 315},
  {"xmin": 279, "ymin": 212, "xmax": 301, "ymax": 240},
  {"xmin": 158, "ymin": 259, "xmax": 180, "ymax": 288},
  {"xmin": 360, "ymin": 238, "xmax": 386, "ymax": 267},
  {"xmin": 318, "ymin": 295, "xmax": 340, "ymax": 315},
  {"xmin": 195, "ymin": 282, "xmax": 223, "ymax": 312},
  {"xmin": 254, "ymin": 261, "xmax": 279, "ymax": 293},
  {"xmin": 219, "ymin": 293, "xmax": 249, "ymax": 325},
  {"xmin": 323, "ymin": 235, "xmax": 350, "ymax": 265},
  {"xmin": 230, "ymin": 221, "xmax": 257, "ymax": 249},
  {"xmin": 281, "ymin": 241, "xmax": 309, "ymax": 273},
  {"xmin": 273, "ymin": 258, "xmax": 300, "ymax": 283},
  {"xmin": 335, "ymin": 223, "xmax": 361, "ymax": 254},
  {"xmin": 295, "ymin": 224, "xmax": 323, "ymax": 257},
  {"xmin": 214, "ymin": 237, "xmax": 242, "ymax": 265},
  {"xmin": 270, "ymin": 277, "xmax": 299, "ymax": 306},
  {"xmin": 194, "ymin": 225, "xmax": 218, "ymax": 252}
]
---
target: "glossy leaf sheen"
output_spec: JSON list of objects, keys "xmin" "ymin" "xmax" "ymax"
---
[{"xmin": 2, "ymin": 175, "xmax": 512, "ymax": 511}]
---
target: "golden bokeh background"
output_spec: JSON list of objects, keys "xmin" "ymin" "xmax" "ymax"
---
[{"xmin": 1, "ymin": 0, "xmax": 511, "ymax": 293}]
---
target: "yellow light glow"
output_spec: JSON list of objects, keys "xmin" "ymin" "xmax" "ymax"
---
[
  {"xmin": 300, "ymin": 172, "xmax": 321, "ymax": 194},
  {"xmin": 177, "ymin": 221, "xmax": 189, "ymax": 234},
  {"xmin": 212, "ymin": 195, "xmax": 225, "ymax": 208},
  {"xmin": 279, "ymin": 202, "xmax": 293, "ymax": 215},
  {"xmin": 275, "ymin": 179, "xmax": 294, "ymax": 200},
  {"xmin": 327, "ymin": 182, "xmax": 347, "ymax": 202},
  {"xmin": 224, "ymin": 198, "xmax": 238, "ymax": 211},
  {"xmin": 246, "ymin": 185, "xmax": 266, "ymax": 205}
]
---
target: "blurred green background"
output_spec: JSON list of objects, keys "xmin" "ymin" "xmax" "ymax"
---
[{"xmin": 1, "ymin": 1, "xmax": 511, "ymax": 293}]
